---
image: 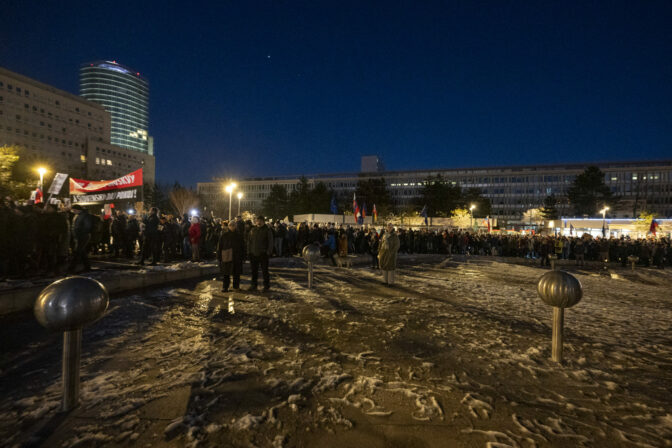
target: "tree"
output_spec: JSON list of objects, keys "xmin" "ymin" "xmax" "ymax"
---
[
  {"xmin": 262, "ymin": 185, "xmax": 290, "ymax": 219},
  {"xmin": 523, "ymin": 208, "xmax": 544, "ymax": 226},
  {"xmin": 461, "ymin": 188, "xmax": 492, "ymax": 218},
  {"xmin": 355, "ymin": 178, "xmax": 392, "ymax": 216},
  {"xmin": 309, "ymin": 182, "xmax": 332, "ymax": 214},
  {"xmin": 539, "ymin": 195, "xmax": 559, "ymax": 220},
  {"xmin": 0, "ymin": 145, "xmax": 30, "ymax": 199},
  {"xmin": 289, "ymin": 177, "xmax": 312, "ymax": 215},
  {"xmin": 634, "ymin": 210, "xmax": 657, "ymax": 235},
  {"xmin": 567, "ymin": 166, "xmax": 615, "ymax": 216},
  {"xmin": 417, "ymin": 175, "xmax": 461, "ymax": 216},
  {"xmin": 169, "ymin": 183, "xmax": 199, "ymax": 216},
  {"xmin": 450, "ymin": 208, "xmax": 472, "ymax": 229}
]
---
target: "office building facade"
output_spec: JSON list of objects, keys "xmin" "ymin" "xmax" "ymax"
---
[
  {"xmin": 0, "ymin": 66, "xmax": 155, "ymax": 186},
  {"xmin": 198, "ymin": 158, "xmax": 672, "ymax": 221},
  {"xmin": 80, "ymin": 61, "xmax": 152, "ymax": 154}
]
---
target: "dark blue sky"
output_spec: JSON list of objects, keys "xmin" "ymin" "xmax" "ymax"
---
[{"xmin": 2, "ymin": 1, "xmax": 671, "ymax": 185}]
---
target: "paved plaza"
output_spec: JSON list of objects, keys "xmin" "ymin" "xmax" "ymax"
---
[{"xmin": 1, "ymin": 255, "xmax": 671, "ymax": 447}]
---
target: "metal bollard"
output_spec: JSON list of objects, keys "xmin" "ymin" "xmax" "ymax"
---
[
  {"xmin": 627, "ymin": 255, "xmax": 639, "ymax": 272},
  {"xmin": 537, "ymin": 271, "xmax": 583, "ymax": 363},
  {"xmin": 548, "ymin": 254, "xmax": 558, "ymax": 270},
  {"xmin": 34, "ymin": 276, "xmax": 109, "ymax": 411},
  {"xmin": 302, "ymin": 244, "xmax": 320, "ymax": 289}
]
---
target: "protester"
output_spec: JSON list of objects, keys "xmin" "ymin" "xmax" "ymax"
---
[
  {"xmin": 217, "ymin": 220, "xmax": 245, "ymax": 292},
  {"xmin": 189, "ymin": 216, "xmax": 202, "ymax": 262},
  {"xmin": 68, "ymin": 205, "xmax": 93, "ymax": 272},
  {"xmin": 247, "ymin": 215, "xmax": 274, "ymax": 291},
  {"xmin": 378, "ymin": 223, "xmax": 401, "ymax": 285},
  {"xmin": 139, "ymin": 207, "xmax": 161, "ymax": 266}
]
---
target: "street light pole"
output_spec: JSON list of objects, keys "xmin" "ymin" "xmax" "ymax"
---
[
  {"xmin": 469, "ymin": 204, "xmax": 476, "ymax": 230},
  {"xmin": 37, "ymin": 167, "xmax": 47, "ymax": 190},
  {"xmin": 600, "ymin": 206, "xmax": 609, "ymax": 238},
  {"xmin": 237, "ymin": 192, "xmax": 243, "ymax": 216},
  {"xmin": 225, "ymin": 182, "xmax": 237, "ymax": 221}
]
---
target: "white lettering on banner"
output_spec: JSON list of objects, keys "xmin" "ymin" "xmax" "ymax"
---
[
  {"xmin": 71, "ymin": 188, "xmax": 138, "ymax": 204},
  {"xmin": 109, "ymin": 174, "xmax": 135, "ymax": 188}
]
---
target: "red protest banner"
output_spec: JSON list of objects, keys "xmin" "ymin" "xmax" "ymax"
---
[{"xmin": 69, "ymin": 168, "xmax": 143, "ymax": 195}]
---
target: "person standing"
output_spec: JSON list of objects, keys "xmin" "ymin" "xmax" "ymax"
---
[
  {"xmin": 189, "ymin": 216, "xmax": 202, "ymax": 262},
  {"xmin": 378, "ymin": 223, "xmax": 400, "ymax": 285},
  {"xmin": 247, "ymin": 215, "xmax": 274, "ymax": 291},
  {"xmin": 139, "ymin": 207, "xmax": 161, "ymax": 266},
  {"xmin": 217, "ymin": 221, "xmax": 245, "ymax": 292},
  {"xmin": 69, "ymin": 205, "xmax": 93, "ymax": 272}
]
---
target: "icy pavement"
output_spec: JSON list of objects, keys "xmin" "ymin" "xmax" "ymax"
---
[{"xmin": 1, "ymin": 255, "xmax": 671, "ymax": 447}]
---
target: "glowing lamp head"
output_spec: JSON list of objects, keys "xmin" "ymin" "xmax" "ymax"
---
[
  {"xmin": 37, "ymin": 167, "xmax": 47, "ymax": 176},
  {"xmin": 237, "ymin": 192, "xmax": 243, "ymax": 200},
  {"xmin": 469, "ymin": 204, "xmax": 476, "ymax": 212},
  {"xmin": 190, "ymin": 209, "xmax": 198, "ymax": 216},
  {"xmin": 225, "ymin": 185, "xmax": 233, "ymax": 193}
]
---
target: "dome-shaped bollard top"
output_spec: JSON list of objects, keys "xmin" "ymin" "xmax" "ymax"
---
[
  {"xmin": 34, "ymin": 276, "xmax": 109, "ymax": 332},
  {"xmin": 537, "ymin": 270, "xmax": 583, "ymax": 364},
  {"xmin": 302, "ymin": 244, "xmax": 320, "ymax": 264},
  {"xmin": 537, "ymin": 270, "xmax": 582, "ymax": 308},
  {"xmin": 627, "ymin": 255, "xmax": 639, "ymax": 271},
  {"xmin": 34, "ymin": 276, "xmax": 109, "ymax": 412}
]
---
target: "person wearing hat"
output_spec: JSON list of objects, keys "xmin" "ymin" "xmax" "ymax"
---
[
  {"xmin": 247, "ymin": 215, "xmax": 274, "ymax": 291},
  {"xmin": 69, "ymin": 204, "xmax": 93, "ymax": 272}
]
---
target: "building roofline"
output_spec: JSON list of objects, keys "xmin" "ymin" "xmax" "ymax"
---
[
  {"xmin": 0, "ymin": 66, "xmax": 107, "ymax": 111},
  {"xmin": 206, "ymin": 159, "xmax": 672, "ymax": 183},
  {"xmin": 80, "ymin": 61, "xmax": 148, "ymax": 84}
]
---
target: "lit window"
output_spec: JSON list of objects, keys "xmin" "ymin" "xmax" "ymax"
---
[
  {"xmin": 107, "ymin": 160, "xmax": 112, "ymax": 166},
  {"xmin": 95, "ymin": 157, "xmax": 100, "ymax": 165}
]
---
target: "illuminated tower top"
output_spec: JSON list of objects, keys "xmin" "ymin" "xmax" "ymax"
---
[{"xmin": 80, "ymin": 61, "xmax": 152, "ymax": 154}]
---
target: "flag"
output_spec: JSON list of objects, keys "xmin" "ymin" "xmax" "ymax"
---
[
  {"xmin": 570, "ymin": 223, "xmax": 574, "ymax": 235},
  {"xmin": 359, "ymin": 203, "xmax": 367, "ymax": 225},
  {"xmin": 487, "ymin": 216, "xmax": 491, "ymax": 232},
  {"xmin": 420, "ymin": 205, "xmax": 428, "ymax": 226},
  {"xmin": 355, "ymin": 203, "xmax": 361, "ymax": 224},
  {"xmin": 373, "ymin": 204, "xmax": 378, "ymax": 223},
  {"xmin": 352, "ymin": 193, "xmax": 357, "ymax": 214},
  {"xmin": 649, "ymin": 219, "xmax": 659, "ymax": 235},
  {"xmin": 330, "ymin": 196, "xmax": 338, "ymax": 215}
]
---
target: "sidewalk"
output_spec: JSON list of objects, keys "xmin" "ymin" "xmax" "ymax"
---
[{"xmin": 0, "ymin": 259, "xmax": 219, "ymax": 315}]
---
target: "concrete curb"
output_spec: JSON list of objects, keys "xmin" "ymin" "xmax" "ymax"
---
[{"xmin": 0, "ymin": 265, "xmax": 219, "ymax": 316}]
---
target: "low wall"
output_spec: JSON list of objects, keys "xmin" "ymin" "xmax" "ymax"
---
[{"xmin": 0, "ymin": 265, "xmax": 219, "ymax": 316}]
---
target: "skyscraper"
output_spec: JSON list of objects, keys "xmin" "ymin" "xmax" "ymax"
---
[{"xmin": 80, "ymin": 61, "xmax": 152, "ymax": 154}]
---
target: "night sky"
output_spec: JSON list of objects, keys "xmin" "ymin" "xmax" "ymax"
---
[{"xmin": 2, "ymin": 1, "xmax": 671, "ymax": 185}]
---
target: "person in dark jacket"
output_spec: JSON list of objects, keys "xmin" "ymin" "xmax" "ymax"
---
[
  {"xmin": 139, "ymin": 207, "xmax": 161, "ymax": 265},
  {"xmin": 217, "ymin": 221, "xmax": 245, "ymax": 292},
  {"xmin": 126, "ymin": 214, "xmax": 140, "ymax": 257},
  {"xmin": 247, "ymin": 215, "xmax": 274, "ymax": 291},
  {"xmin": 110, "ymin": 210, "xmax": 127, "ymax": 258},
  {"xmin": 69, "ymin": 205, "xmax": 93, "ymax": 272}
]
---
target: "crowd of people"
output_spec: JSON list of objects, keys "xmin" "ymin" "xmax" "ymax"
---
[{"xmin": 1, "ymin": 198, "xmax": 669, "ymax": 285}]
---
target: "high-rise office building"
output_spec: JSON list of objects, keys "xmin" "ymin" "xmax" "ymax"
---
[
  {"xmin": 79, "ymin": 61, "xmax": 152, "ymax": 154},
  {"xmin": 0, "ymin": 66, "xmax": 155, "ymax": 185}
]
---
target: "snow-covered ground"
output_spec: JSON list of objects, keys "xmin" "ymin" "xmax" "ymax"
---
[{"xmin": 1, "ymin": 255, "xmax": 671, "ymax": 447}]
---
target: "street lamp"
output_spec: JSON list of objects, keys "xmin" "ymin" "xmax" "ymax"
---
[
  {"xmin": 469, "ymin": 204, "xmax": 476, "ymax": 230},
  {"xmin": 224, "ymin": 182, "xmax": 237, "ymax": 220},
  {"xmin": 237, "ymin": 192, "xmax": 243, "ymax": 217},
  {"xmin": 36, "ymin": 167, "xmax": 47, "ymax": 190},
  {"xmin": 599, "ymin": 206, "xmax": 609, "ymax": 237}
]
